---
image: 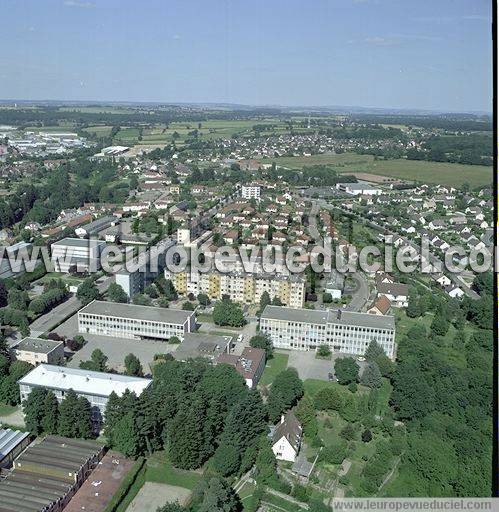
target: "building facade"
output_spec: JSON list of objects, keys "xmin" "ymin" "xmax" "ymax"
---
[
  {"xmin": 170, "ymin": 270, "xmax": 305, "ymax": 308},
  {"xmin": 12, "ymin": 337, "xmax": 64, "ymax": 366},
  {"xmin": 260, "ymin": 305, "xmax": 396, "ymax": 360},
  {"xmin": 241, "ymin": 184, "xmax": 261, "ymax": 200},
  {"xmin": 18, "ymin": 364, "xmax": 152, "ymax": 430},
  {"xmin": 78, "ymin": 300, "xmax": 195, "ymax": 341},
  {"xmin": 51, "ymin": 237, "xmax": 105, "ymax": 273}
]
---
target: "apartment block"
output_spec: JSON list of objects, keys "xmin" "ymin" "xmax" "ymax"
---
[
  {"xmin": 260, "ymin": 305, "xmax": 396, "ymax": 360},
  {"xmin": 241, "ymin": 184, "xmax": 261, "ymax": 200},
  {"xmin": 169, "ymin": 270, "xmax": 305, "ymax": 308},
  {"xmin": 78, "ymin": 300, "xmax": 195, "ymax": 341}
]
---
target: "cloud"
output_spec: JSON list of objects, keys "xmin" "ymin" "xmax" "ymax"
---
[
  {"xmin": 173, "ymin": 34, "xmax": 181, "ymax": 40},
  {"xmin": 64, "ymin": 0, "xmax": 95, "ymax": 8}
]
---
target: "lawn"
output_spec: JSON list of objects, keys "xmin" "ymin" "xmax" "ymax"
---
[
  {"xmin": 259, "ymin": 353, "xmax": 289, "ymax": 386},
  {"xmin": 146, "ymin": 451, "xmax": 203, "ymax": 490},
  {"xmin": 261, "ymin": 152, "xmax": 491, "ymax": 188},
  {"xmin": 0, "ymin": 403, "xmax": 18, "ymax": 416},
  {"xmin": 367, "ymin": 159, "xmax": 491, "ymax": 188}
]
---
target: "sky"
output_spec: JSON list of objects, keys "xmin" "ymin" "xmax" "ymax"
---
[{"xmin": 0, "ymin": 0, "xmax": 492, "ymax": 112}]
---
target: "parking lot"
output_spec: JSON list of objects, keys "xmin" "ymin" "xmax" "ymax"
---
[
  {"xmin": 53, "ymin": 312, "xmax": 177, "ymax": 374},
  {"xmin": 285, "ymin": 350, "xmax": 367, "ymax": 381}
]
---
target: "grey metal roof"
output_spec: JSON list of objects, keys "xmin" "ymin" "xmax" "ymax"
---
[
  {"xmin": 79, "ymin": 215, "xmax": 117, "ymax": 232},
  {"xmin": 79, "ymin": 300, "xmax": 194, "ymax": 324},
  {"xmin": 51, "ymin": 237, "xmax": 103, "ymax": 248},
  {"xmin": 13, "ymin": 337, "xmax": 62, "ymax": 355},
  {"xmin": 261, "ymin": 305, "xmax": 395, "ymax": 330},
  {"xmin": 0, "ymin": 429, "xmax": 29, "ymax": 461},
  {"xmin": 261, "ymin": 305, "xmax": 329, "ymax": 324}
]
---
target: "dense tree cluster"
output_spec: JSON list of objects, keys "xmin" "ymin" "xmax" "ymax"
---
[
  {"xmin": 104, "ymin": 359, "xmax": 268, "ymax": 478},
  {"xmin": 23, "ymin": 388, "xmax": 92, "ymax": 438}
]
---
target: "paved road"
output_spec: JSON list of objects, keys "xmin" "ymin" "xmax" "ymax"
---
[
  {"xmin": 29, "ymin": 275, "xmax": 114, "ymax": 338},
  {"xmin": 343, "ymin": 272, "xmax": 370, "ymax": 312},
  {"xmin": 309, "ymin": 199, "xmax": 370, "ymax": 312}
]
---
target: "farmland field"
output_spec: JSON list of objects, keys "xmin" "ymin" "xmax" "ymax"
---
[{"xmin": 262, "ymin": 153, "xmax": 491, "ymax": 188}]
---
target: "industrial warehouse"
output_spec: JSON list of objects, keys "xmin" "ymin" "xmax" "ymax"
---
[{"xmin": 0, "ymin": 435, "xmax": 104, "ymax": 512}]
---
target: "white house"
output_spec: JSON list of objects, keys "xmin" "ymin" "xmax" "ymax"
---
[
  {"xmin": 271, "ymin": 411, "xmax": 302, "ymax": 462},
  {"xmin": 445, "ymin": 285, "xmax": 465, "ymax": 299}
]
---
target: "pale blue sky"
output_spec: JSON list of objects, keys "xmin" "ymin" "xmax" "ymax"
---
[{"xmin": 0, "ymin": 0, "xmax": 492, "ymax": 112}]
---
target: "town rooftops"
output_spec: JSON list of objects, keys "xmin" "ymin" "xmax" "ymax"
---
[
  {"xmin": 261, "ymin": 305, "xmax": 395, "ymax": 330},
  {"xmin": 13, "ymin": 337, "xmax": 63, "ymax": 355},
  {"xmin": 79, "ymin": 300, "xmax": 195, "ymax": 324},
  {"xmin": 18, "ymin": 364, "xmax": 152, "ymax": 398}
]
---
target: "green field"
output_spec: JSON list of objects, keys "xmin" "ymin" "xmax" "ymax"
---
[
  {"xmin": 262, "ymin": 153, "xmax": 491, "ymax": 188},
  {"xmin": 259, "ymin": 352, "xmax": 289, "ymax": 386},
  {"xmin": 146, "ymin": 452, "xmax": 203, "ymax": 490}
]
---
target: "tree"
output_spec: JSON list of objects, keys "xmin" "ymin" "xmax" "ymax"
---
[
  {"xmin": 294, "ymin": 396, "xmax": 318, "ymax": 438},
  {"xmin": 430, "ymin": 315, "xmax": 450, "ymax": 336},
  {"xmin": 362, "ymin": 429, "xmax": 373, "ymax": 443},
  {"xmin": 317, "ymin": 345, "xmax": 331, "ymax": 358},
  {"xmin": 334, "ymin": 357, "xmax": 359, "ymax": 385},
  {"xmin": 113, "ymin": 412, "xmax": 143, "ymax": 458},
  {"xmin": 42, "ymin": 391, "xmax": 59, "ymax": 434},
  {"xmin": 24, "ymin": 387, "xmax": 48, "ymax": 434},
  {"xmin": 169, "ymin": 401, "xmax": 204, "ymax": 469},
  {"xmin": 267, "ymin": 368, "xmax": 304, "ymax": 422},
  {"xmin": 107, "ymin": 283, "xmax": 128, "ymax": 303},
  {"xmin": 361, "ymin": 362, "xmax": 383, "ymax": 389},
  {"xmin": 58, "ymin": 389, "xmax": 80, "ymax": 437},
  {"xmin": 320, "ymin": 442, "xmax": 347, "ymax": 464},
  {"xmin": 79, "ymin": 348, "xmax": 108, "ymax": 372},
  {"xmin": 211, "ymin": 443, "xmax": 240, "ymax": 477},
  {"xmin": 124, "ymin": 353, "xmax": 143, "ymax": 376},
  {"xmin": 0, "ymin": 280, "xmax": 7, "ymax": 308},
  {"xmin": 7, "ymin": 288, "xmax": 29, "ymax": 310},
  {"xmin": 365, "ymin": 340, "xmax": 385, "ymax": 362},
  {"xmin": 198, "ymin": 293, "xmax": 210, "ymax": 306},
  {"xmin": 76, "ymin": 278, "xmax": 100, "ymax": 305},
  {"xmin": 198, "ymin": 477, "xmax": 241, "ymax": 512},
  {"xmin": 75, "ymin": 396, "xmax": 93, "ymax": 438},
  {"xmin": 340, "ymin": 423, "xmax": 356, "ymax": 441},
  {"xmin": 254, "ymin": 437, "xmax": 277, "ymax": 486},
  {"xmin": 249, "ymin": 334, "xmax": 273, "ymax": 359},
  {"xmin": 322, "ymin": 292, "xmax": 333, "ymax": 303},
  {"xmin": 314, "ymin": 387, "xmax": 343, "ymax": 411},
  {"xmin": 406, "ymin": 295, "xmax": 422, "ymax": 318},
  {"xmin": 258, "ymin": 291, "xmax": 271, "ymax": 315},
  {"xmin": 213, "ymin": 298, "xmax": 245, "ymax": 327}
]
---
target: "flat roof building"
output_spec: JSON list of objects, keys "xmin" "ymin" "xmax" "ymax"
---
[
  {"xmin": 19, "ymin": 364, "xmax": 152, "ymax": 430},
  {"xmin": 11, "ymin": 337, "xmax": 64, "ymax": 366},
  {"xmin": 0, "ymin": 428, "xmax": 30, "ymax": 468},
  {"xmin": 0, "ymin": 435, "xmax": 104, "ymax": 512},
  {"xmin": 174, "ymin": 333, "xmax": 232, "ymax": 362},
  {"xmin": 78, "ymin": 300, "xmax": 196, "ymax": 341},
  {"xmin": 51, "ymin": 237, "xmax": 105, "ymax": 273},
  {"xmin": 260, "ymin": 305, "xmax": 396, "ymax": 360}
]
